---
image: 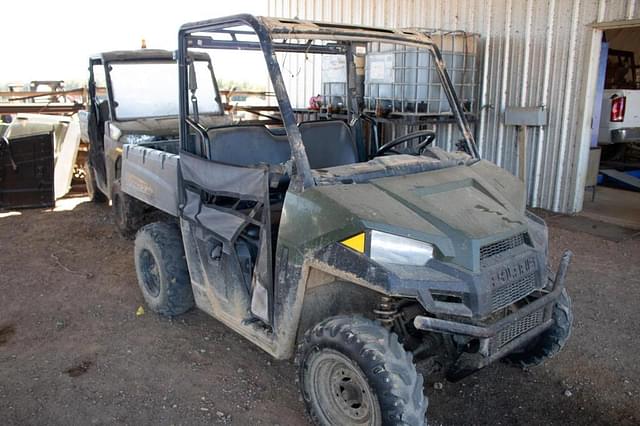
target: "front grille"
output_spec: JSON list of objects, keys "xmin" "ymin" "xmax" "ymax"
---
[
  {"xmin": 480, "ymin": 233, "xmax": 527, "ymax": 261},
  {"xmin": 491, "ymin": 273, "xmax": 538, "ymax": 311},
  {"xmin": 496, "ymin": 309, "xmax": 544, "ymax": 348}
]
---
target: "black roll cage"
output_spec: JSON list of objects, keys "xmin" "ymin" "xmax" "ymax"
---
[{"xmin": 177, "ymin": 14, "xmax": 479, "ymax": 190}]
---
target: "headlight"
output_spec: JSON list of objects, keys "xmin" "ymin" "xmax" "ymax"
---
[{"xmin": 370, "ymin": 230, "xmax": 434, "ymax": 266}]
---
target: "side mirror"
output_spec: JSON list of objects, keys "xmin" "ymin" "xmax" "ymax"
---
[{"xmin": 1, "ymin": 114, "xmax": 13, "ymax": 124}]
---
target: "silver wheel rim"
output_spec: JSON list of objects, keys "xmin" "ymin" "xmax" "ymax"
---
[
  {"xmin": 139, "ymin": 249, "xmax": 161, "ymax": 297},
  {"xmin": 306, "ymin": 349, "xmax": 381, "ymax": 426}
]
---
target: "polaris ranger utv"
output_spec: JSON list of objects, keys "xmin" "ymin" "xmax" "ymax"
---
[
  {"xmin": 122, "ymin": 15, "xmax": 573, "ymax": 425},
  {"xmin": 80, "ymin": 49, "xmax": 227, "ymax": 237}
]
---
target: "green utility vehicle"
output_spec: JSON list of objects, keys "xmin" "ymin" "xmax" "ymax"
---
[{"xmin": 121, "ymin": 15, "xmax": 573, "ymax": 425}]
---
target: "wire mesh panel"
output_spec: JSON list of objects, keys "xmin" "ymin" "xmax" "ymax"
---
[
  {"xmin": 496, "ymin": 308, "xmax": 544, "ymax": 348},
  {"xmin": 319, "ymin": 54, "xmax": 367, "ymax": 113},
  {"xmin": 363, "ymin": 30, "xmax": 480, "ymax": 119},
  {"xmin": 320, "ymin": 55, "xmax": 347, "ymax": 111},
  {"xmin": 491, "ymin": 274, "xmax": 538, "ymax": 312},
  {"xmin": 480, "ymin": 233, "xmax": 528, "ymax": 261}
]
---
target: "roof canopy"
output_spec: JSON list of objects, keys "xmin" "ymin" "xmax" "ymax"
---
[{"xmin": 91, "ymin": 49, "xmax": 210, "ymax": 63}]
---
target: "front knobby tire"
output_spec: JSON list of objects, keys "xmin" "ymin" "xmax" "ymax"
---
[
  {"xmin": 505, "ymin": 288, "xmax": 573, "ymax": 368},
  {"xmin": 296, "ymin": 315, "xmax": 427, "ymax": 426},
  {"xmin": 134, "ymin": 222, "xmax": 194, "ymax": 316}
]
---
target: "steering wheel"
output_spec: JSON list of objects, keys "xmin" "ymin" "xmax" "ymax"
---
[{"xmin": 374, "ymin": 130, "xmax": 436, "ymax": 157}]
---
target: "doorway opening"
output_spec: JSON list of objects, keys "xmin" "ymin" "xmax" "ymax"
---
[{"xmin": 581, "ymin": 23, "xmax": 640, "ymax": 232}]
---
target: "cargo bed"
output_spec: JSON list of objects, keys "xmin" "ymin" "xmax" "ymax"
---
[{"xmin": 121, "ymin": 139, "xmax": 180, "ymax": 216}]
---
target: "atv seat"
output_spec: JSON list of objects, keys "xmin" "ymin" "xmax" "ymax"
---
[
  {"xmin": 206, "ymin": 126, "xmax": 290, "ymax": 166},
  {"xmin": 298, "ymin": 120, "xmax": 358, "ymax": 169},
  {"xmin": 206, "ymin": 120, "xmax": 358, "ymax": 170}
]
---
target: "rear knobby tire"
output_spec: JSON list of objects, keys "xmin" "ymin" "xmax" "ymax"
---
[
  {"xmin": 505, "ymin": 288, "xmax": 573, "ymax": 368},
  {"xmin": 112, "ymin": 179, "xmax": 145, "ymax": 239},
  {"xmin": 296, "ymin": 315, "xmax": 427, "ymax": 426},
  {"xmin": 84, "ymin": 161, "xmax": 107, "ymax": 203},
  {"xmin": 134, "ymin": 222, "xmax": 194, "ymax": 316}
]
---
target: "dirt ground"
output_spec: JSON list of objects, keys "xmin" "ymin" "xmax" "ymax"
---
[{"xmin": 0, "ymin": 196, "xmax": 639, "ymax": 426}]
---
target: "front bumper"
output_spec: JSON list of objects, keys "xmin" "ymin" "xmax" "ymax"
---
[{"xmin": 413, "ymin": 250, "xmax": 572, "ymax": 380}]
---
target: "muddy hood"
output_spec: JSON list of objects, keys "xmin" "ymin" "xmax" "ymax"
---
[
  {"xmin": 370, "ymin": 160, "xmax": 527, "ymax": 240},
  {"xmin": 316, "ymin": 160, "xmax": 527, "ymax": 270}
]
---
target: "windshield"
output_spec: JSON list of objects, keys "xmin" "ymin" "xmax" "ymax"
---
[{"xmin": 108, "ymin": 60, "xmax": 221, "ymax": 120}]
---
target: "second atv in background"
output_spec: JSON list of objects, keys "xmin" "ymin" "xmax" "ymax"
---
[{"xmin": 79, "ymin": 49, "xmax": 227, "ymax": 237}]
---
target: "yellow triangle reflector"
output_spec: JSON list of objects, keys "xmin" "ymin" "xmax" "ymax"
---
[{"xmin": 341, "ymin": 233, "xmax": 365, "ymax": 253}]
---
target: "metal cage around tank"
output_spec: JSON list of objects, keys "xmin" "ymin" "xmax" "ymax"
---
[
  {"xmin": 319, "ymin": 30, "xmax": 481, "ymax": 121},
  {"xmin": 363, "ymin": 30, "xmax": 480, "ymax": 120}
]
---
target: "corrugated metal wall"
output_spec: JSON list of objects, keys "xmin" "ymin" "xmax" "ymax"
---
[{"xmin": 267, "ymin": 0, "xmax": 640, "ymax": 212}]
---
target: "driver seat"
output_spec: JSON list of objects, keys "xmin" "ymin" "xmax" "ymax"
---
[{"xmin": 298, "ymin": 120, "xmax": 358, "ymax": 169}]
